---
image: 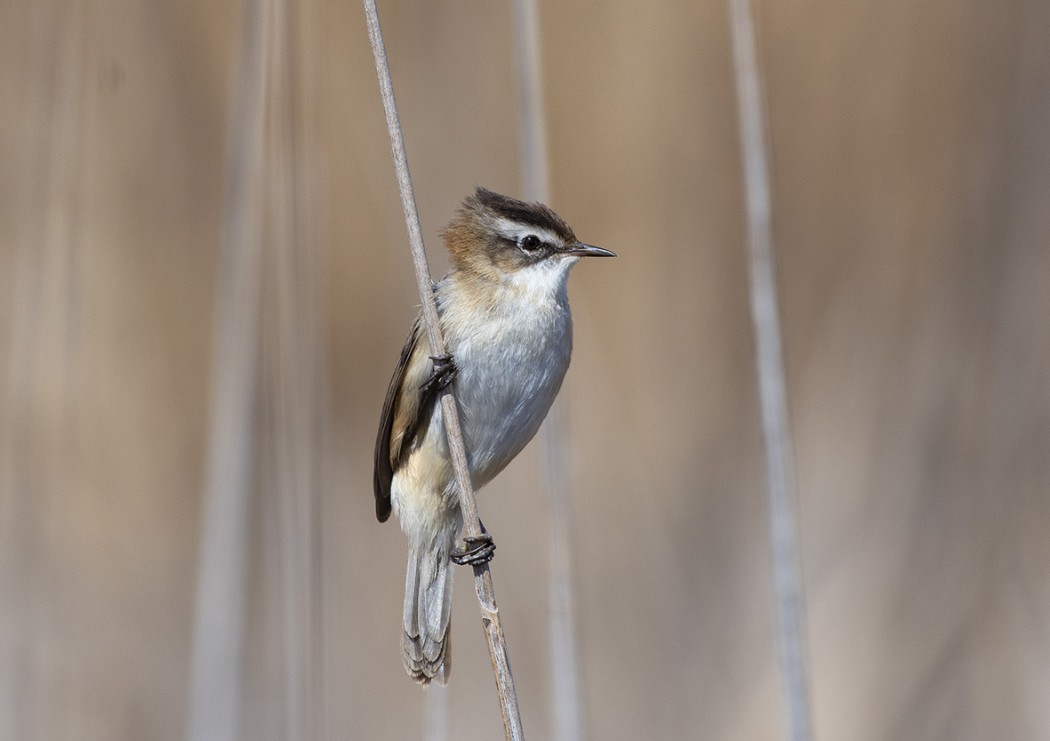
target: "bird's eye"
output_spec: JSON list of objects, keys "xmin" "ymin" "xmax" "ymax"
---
[{"xmin": 520, "ymin": 234, "xmax": 542, "ymax": 251}]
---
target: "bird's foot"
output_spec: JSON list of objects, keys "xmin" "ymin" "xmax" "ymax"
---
[
  {"xmin": 420, "ymin": 353, "xmax": 457, "ymax": 395},
  {"xmin": 450, "ymin": 534, "xmax": 495, "ymax": 566}
]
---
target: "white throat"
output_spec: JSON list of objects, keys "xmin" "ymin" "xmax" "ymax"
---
[{"xmin": 503, "ymin": 256, "xmax": 577, "ymax": 305}]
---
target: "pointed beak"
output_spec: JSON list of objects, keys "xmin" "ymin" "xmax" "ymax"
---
[{"xmin": 564, "ymin": 242, "xmax": 616, "ymax": 258}]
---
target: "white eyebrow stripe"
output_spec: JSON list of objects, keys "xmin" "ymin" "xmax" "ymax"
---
[{"xmin": 492, "ymin": 217, "xmax": 563, "ymax": 246}]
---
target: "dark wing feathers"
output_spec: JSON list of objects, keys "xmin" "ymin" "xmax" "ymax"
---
[
  {"xmin": 373, "ymin": 316, "xmax": 441, "ymax": 522},
  {"xmin": 373, "ymin": 320, "xmax": 418, "ymax": 521}
]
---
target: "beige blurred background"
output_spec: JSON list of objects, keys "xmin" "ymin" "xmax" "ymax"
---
[{"xmin": 2, "ymin": 0, "xmax": 1049, "ymax": 739}]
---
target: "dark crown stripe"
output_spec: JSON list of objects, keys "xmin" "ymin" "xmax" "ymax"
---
[{"xmin": 473, "ymin": 187, "xmax": 575, "ymax": 242}]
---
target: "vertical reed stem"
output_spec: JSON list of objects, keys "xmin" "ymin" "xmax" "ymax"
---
[
  {"xmin": 511, "ymin": 1, "xmax": 585, "ymax": 739},
  {"xmin": 727, "ymin": 1, "xmax": 814, "ymax": 740},
  {"xmin": 187, "ymin": 2, "xmax": 269, "ymax": 739}
]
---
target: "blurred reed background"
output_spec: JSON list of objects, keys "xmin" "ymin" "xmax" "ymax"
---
[{"xmin": 2, "ymin": 0, "xmax": 1049, "ymax": 740}]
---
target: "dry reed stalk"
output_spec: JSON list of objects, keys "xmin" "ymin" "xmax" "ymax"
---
[
  {"xmin": 362, "ymin": 1, "xmax": 525, "ymax": 738},
  {"xmin": 511, "ymin": 1, "xmax": 585, "ymax": 739},
  {"xmin": 424, "ymin": 682, "xmax": 449, "ymax": 741},
  {"xmin": 1, "ymin": 5, "xmax": 86, "ymax": 737},
  {"xmin": 264, "ymin": 0, "xmax": 323, "ymax": 737},
  {"xmin": 727, "ymin": 1, "xmax": 814, "ymax": 740},
  {"xmin": 187, "ymin": 1, "xmax": 269, "ymax": 739}
]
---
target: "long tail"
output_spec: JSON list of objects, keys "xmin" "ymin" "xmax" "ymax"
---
[{"xmin": 402, "ymin": 533, "xmax": 455, "ymax": 684}]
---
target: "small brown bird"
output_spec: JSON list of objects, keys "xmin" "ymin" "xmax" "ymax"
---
[{"xmin": 374, "ymin": 187, "xmax": 613, "ymax": 684}]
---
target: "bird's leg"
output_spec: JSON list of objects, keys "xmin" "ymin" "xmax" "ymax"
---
[
  {"xmin": 451, "ymin": 519, "xmax": 495, "ymax": 566},
  {"xmin": 420, "ymin": 353, "xmax": 457, "ymax": 395}
]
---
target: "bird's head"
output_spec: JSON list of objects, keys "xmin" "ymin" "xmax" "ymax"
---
[{"xmin": 441, "ymin": 187, "xmax": 614, "ymax": 294}]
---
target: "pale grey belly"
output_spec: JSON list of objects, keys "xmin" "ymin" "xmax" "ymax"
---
[{"xmin": 450, "ymin": 332, "xmax": 571, "ymax": 488}]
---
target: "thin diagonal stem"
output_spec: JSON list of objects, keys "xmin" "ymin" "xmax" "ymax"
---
[
  {"xmin": 727, "ymin": 1, "xmax": 814, "ymax": 740},
  {"xmin": 361, "ymin": 2, "xmax": 524, "ymax": 739}
]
